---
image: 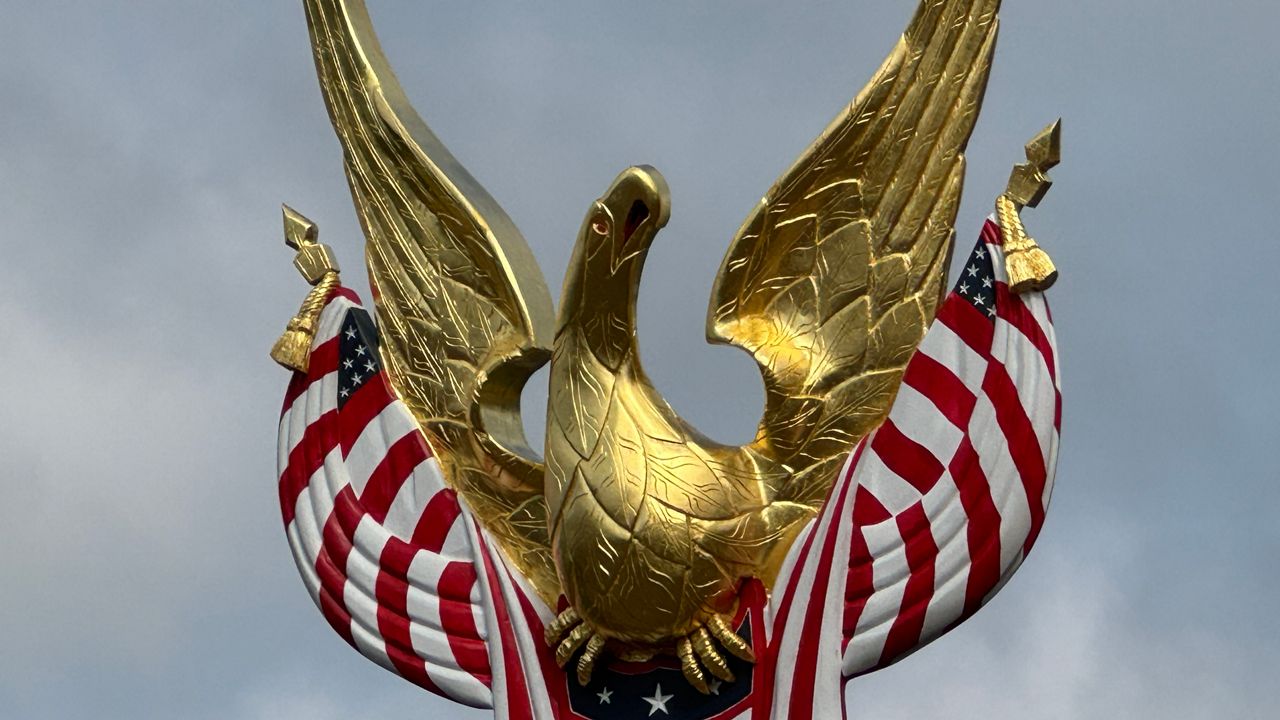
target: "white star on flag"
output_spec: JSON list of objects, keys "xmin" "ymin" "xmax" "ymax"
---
[
  {"xmin": 643, "ymin": 684, "xmax": 673, "ymax": 716},
  {"xmin": 596, "ymin": 687, "xmax": 612, "ymax": 704}
]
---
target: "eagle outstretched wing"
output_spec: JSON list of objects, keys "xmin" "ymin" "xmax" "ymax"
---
[
  {"xmin": 301, "ymin": 0, "xmax": 560, "ymax": 604},
  {"xmin": 709, "ymin": 0, "xmax": 1002, "ymax": 510},
  {"xmin": 762, "ymin": 219, "xmax": 1062, "ymax": 715}
]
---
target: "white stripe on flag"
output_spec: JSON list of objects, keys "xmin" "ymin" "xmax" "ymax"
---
[
  {"xmin": 918, "ymin": 472, "xmax": 971, "ymax": 643},
  {"xmin": 280, "ymin": 370, "xmax": 339, "ymax": 471},
  {"xmin": 992, "ymin": 321, "xmax": 1056, "ymax": 468},
  {"xmin": 844, "ymin": 517, "xmax": 906, "ymax": 672},
  {"xmin": 382, "ymin": 459, "xmax": 441, "ymax": 540},
  {"xmin": 856, "ymin": 453, "xmax": 924, "ymax": 516},
  {"xmin": 346, "ymin": 404, "xmax": 421, "ymax": 495},
  {"xmin": 887, "ymin": 384, "xmax": 966, "ymax": 458},
  {"xmin": 969, "ymin": 387, "xmax": 1034, "ymax": 576},
  {"xmin": 916, "ymin": 322, "xmax": 988, "ymax": 392}
]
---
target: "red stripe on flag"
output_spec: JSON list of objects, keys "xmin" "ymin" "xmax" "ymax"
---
[
  {"xmin": 853, "ymin": 486, "xmax": 891, "ymax": 527},
  {"xmin": 995, "ymin": 284, "xmax": 1058, "ymax": 385},
  {"xmin": 761, "ymin": 444, "xmax": 863, "ymax": 719},
  {"xmin": 438, "ymin": 562, "xmax": 491, "ymax": 676},
  {"xmin": 376, "ymin": 537, "xmax": 415, "ymax": 609},
  {"xmin": 871, "ymin": 419, "xmax": 946, "ymax": 494},
  {"xmin": 903, "ymin": 352, "xmax": 977, "ymax": 430},
  {"xmin": 996, "ymin": 281, "xmax": 1064, "ymax": 436},
  {"xmin": 332, "ymin": 485, "xmax": 366, "ymax": 538},
  {"xmin": 982, "ymin": 220, "xmax": 1004, "ymax": 247},
  {"xmin": 375, "ymin": 537, "xmax": 448, "ymax": 695},
  {"xmin": 282, "ymin": 374, "xmax": 308, "ymax": 419},
  {"xmin": 360, "ymin": 432, "xmax": 433, "ymax": 522},
  {"xmin": 949, "ymin": 438, "xmax": 1002, "ymax": 618},
  {"xmin": 936, "ymin": 296, "xmax": 995, "ymax": 359},
  {"xmin": 844, "ymin": 487, "xmax": 890, "ymax": 649},
  {"xmin": 510, "ymin": 583, "xmax": 574, "ymax": 716},
  {"xmin": 759, "ymin": 498, "xmax": 825, "ymax": 717},
  {"xmin": 282, "ymin": 336, "xmax": 342, "ymax": 413},
  {"xmin": 981, "ymin": 364, "xmax": 1049, "ymax": 553},
  {"xmin": 279, "ymin": 410, "xmax": 338, "ymax": 526},
  {"xmin": 384, "ymin": 634, "xmax": 448, "ymax": 697},
  {"xmin": 879, "ymin": 502, "xmax": 939, "ymax": 664},
  {"xmin": 789, "ymin": 458, "xmax": 859, "ymax": 720},
  {"xmin": 339, "ymin": 374, "xmax": 396, "ymax": 457},
  {"xmin": 317, "ymin": 582, "xmax": 355, "ymax": 647},
  {"xmin": 412, "ymin": 489, "xmax": 463, "ymax": 553},
  {"xmin": 841, "ymin": 502, "xmax": 881, "ymax": 638},
  {"xmin": 313, "ymin": 488, "xmax": 363, "ymax": 647},
  {"xmin": 475, "ymin": 534, "xmax": 534, "ymax": 719}
]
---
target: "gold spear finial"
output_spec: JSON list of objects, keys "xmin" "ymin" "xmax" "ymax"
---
[
  {"xmin": 999, "ymin": 120, "xmax": 1062, "ymax": 293},
  {"xmin": 271, "ymin": 205, "xmax": 342, "ymax": 372}
]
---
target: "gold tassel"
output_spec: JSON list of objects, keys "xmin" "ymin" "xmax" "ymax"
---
[
  {"xmin": 996, "ymin": 194, "xmax": 1058, "ymax": 294},
  {"xmin": 270, "ymin": 317, "xmax": 316, "ymax": 374},
  {"xmin": 1004, "ymin": 244, "xmax": 1059, "ymax": 294},
  {"xmin": 271, "ymin": 271, "xmax": 339, "ymax": 373},
  {"xmin": 272, "ymin": 206, "xmax": 343, "ymax": 373}
]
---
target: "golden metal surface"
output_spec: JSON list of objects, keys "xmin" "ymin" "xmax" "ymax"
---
[
  {"xmin": 1000, "ymin": 121, "xmax": 1062, "ymax": 293},
  {"xmin": 707, "ymin": 0, "xmax": 1003, "ymax": 516},
  {"xmin": 292, "ymin": 0, "xmax": 1008, "ymax": 689},
  {"xmin": 272, "ymin": 206, "xmax": 341, "ymax": 373},
  {"xmin": 1006, "ymin": 119, "xmax": 1062, "ymax": 208},
  {"xmin": 299, "ymin": 0, "xmax": 562, "ymax": 602}
]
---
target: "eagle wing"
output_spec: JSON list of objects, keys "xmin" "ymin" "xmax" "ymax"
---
[
  {"xmin": 302, "ymin": 0, "xmax": 560, "ymax": 603},
  {"xmin": 708, "ymin": 0, "xmax": 1001, "ymax": 509}
]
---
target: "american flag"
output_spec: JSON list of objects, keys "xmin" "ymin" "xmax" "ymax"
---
[{"xmin": 276, "ymin": 217, "xmax": 1061, "ymax": 719}]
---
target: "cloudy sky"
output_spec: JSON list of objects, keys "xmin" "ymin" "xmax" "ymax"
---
[{"xmin": 1, "ymin": 1, "xmax": 1277, "ymax": 718}]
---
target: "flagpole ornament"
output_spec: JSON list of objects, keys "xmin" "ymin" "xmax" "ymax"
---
[
  {"xmin": 999, "ymin": 120, "xmax": 1062, "ymax": 293},
  {"xmin": 270, "ymin": 205, "xmax": 341, "ymax": 373},
  {"xmin": 271, "ymin": 1, "xmax": 1066, "ymax": 717}
]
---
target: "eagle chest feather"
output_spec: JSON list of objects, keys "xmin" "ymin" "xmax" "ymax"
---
[{"xmin": 545, "ymin": 323, "xmax": 811, "ymax": 643}]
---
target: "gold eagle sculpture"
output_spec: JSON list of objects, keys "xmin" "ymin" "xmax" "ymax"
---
[{"xmin": 292, "ymin": 0, "xmax": 1017, "ymax": 691}]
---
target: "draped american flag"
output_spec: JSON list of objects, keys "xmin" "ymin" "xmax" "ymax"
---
[{"xmin": 276, "ymin": 217, "xmax": 1060, "ymax": 719}]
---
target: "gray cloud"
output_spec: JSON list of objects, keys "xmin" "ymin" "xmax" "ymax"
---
[{"xmin": 1, "ymin": 1, "xmax": 1276, "ymax": 718}]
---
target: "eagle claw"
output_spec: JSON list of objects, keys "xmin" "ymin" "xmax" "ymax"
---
[{"xmin": 544, "ymin": 608, "xmax": 753, "ymax": 693}]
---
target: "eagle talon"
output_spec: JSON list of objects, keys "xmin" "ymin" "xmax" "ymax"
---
[
  {"xmin": 707, "ymin": 615, "xmax": 755, "ymax": 663},
  {"xmin": 676, "ymin": 617, "xmax": 753, "ymax": 693},
  {"xmin": 544, "ymin": 608, "xmax": 753, "ymax": 691},
  {"xmin": 692, "ymin": 627, "xmax": 735, "ymax": 683},
  {"xmin": 576, "ymin": 634, "xmax": 607, "ymax": 686},
  {"xmin": 555, "ymin": 623, "xmax": 594, "ymax": 668},
  {"xmin": 677, "ymin": 637, "xmax": 710, "ymax": 694},
  {"xmin": 544, "ymin": 607, "xmax": 581, "ymax": 647}
]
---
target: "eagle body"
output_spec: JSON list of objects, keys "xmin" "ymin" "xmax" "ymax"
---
[
  {"xmin": 543, "ymin": 170, "xmax": 814, "ymax": 642},
  {"xmin": 296, "ymin": 0, "xmax": 1007, "ymax": 689}
]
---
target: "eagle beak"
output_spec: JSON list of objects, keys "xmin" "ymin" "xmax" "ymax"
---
[{"xmin": 598, "ymin": 166, "xmax": 670, "ymax": 271}]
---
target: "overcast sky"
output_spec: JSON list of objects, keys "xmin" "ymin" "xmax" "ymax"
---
[{"xmin": 1, "ymin": 1, "xmax": 1277, "ymax": 718}]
